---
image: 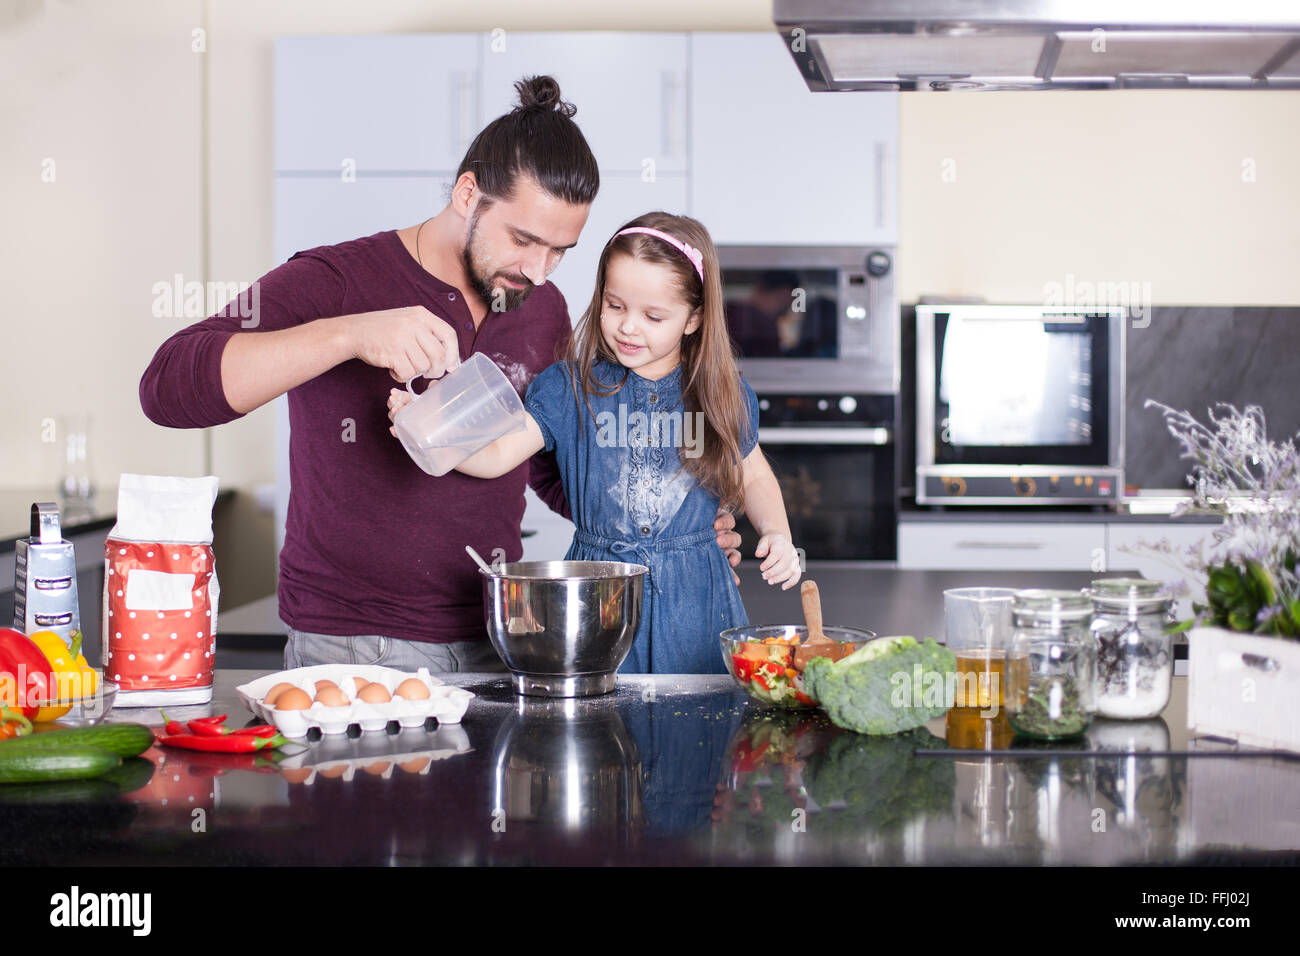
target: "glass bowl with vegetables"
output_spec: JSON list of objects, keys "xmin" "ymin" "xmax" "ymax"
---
[{"xmin": 720, "ymin": 625, "xmax": 875, "ymax": 709}]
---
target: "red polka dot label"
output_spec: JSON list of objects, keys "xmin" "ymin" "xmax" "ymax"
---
[{"xmin": 105, "ymin": 536, "xmax": 215, "ymax": 693}]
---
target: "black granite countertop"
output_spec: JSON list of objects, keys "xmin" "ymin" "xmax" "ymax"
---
[
  {"xmin": 0, "ymin": 490, "xmax": 117, "ymax": 553},
  {"xmin": 3, "ymin": 668, "xmax": 1296, "ymax": 866}
]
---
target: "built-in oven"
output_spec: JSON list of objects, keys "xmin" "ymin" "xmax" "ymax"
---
[
  {"xmin": 915, "ymin": 305, "xmax": 1125, "ymax": 505},
  {"xmin": 718, "ymin": 245, "xmax": 900, "ymax": 561},
  {"xmin": 735, "ymin": 393, "xmax": 897, "ymax": 561}
]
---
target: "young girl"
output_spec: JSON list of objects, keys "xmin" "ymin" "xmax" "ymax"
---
[{"xmin": 389, "ymin": 211, "xmax": 802, "ymax": 674}]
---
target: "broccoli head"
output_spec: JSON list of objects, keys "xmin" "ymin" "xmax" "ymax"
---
[{"xmin": 803, "ymin": 636, "xmax": 956, "ymax": 735}]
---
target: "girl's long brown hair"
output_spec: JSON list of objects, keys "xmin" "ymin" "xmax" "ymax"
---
[{"xmin": 568, "ymin": 211, "xmax": 753, "ymax": 511}]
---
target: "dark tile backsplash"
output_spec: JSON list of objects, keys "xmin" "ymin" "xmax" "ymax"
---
[
  {"xmin": 1125, "ymin": 307, "xmax": 1300, "ymax": 489},
  {"xmin": 899, "ymin": 306, "xmax": 1300, "ymax": 495}
]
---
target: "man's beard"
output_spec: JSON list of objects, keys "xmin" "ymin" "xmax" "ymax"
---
[{"xmin": 462, "ymin": 214, "xmax": 535, "ymax": 313}]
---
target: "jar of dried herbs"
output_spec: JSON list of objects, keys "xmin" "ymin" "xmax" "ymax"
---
[
  {"xmin": 1005, "ymin": 590, "xmax": 1096, "ymax": 740},
  {"xmin": 1088, "ymin": 578, "xmax": 1174, "ymax": 720}
]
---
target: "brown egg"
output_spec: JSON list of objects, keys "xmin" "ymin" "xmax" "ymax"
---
[
  {"xmin": 351, "ymin": 677, "xmax": 368, "ymax": 693},
  {"xmin": 362, "ymin": 761, "xmax": 390, "ymax": 776},
  {"xmin": 394, "ymin": 678, "xmax": 431, "ymax": 701},
  {"xmin": 281, "ymin": 768, "xmax": 313, "ymax": 785},
  {"xmin": 314, "ymin": 685, "xmax": 349, "ymax": 707},
  {"xmin": 318, "ymin": 764, "xmax": 348, "ymax": 778},
  {"xmin": 314, "ymin": 679, "xmax": 340, "ymax": 696},
  {"xmin": 356, "ymin": 682, "xmax": 391, "ymax": 704},
  {"xmin": 275, "ymin": 687, "xmax": 313, "ymax": 711},
  {"xmin": 263, "ymin": 682, "xmax": 297, "ymax": 706},
  {"xmin": 398, "ymin": 757, "xmax": 431, "ymax": 774}
]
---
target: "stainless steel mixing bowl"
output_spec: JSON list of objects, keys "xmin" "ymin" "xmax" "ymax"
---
[{"xmin": 481, "ymin": 560, "xmax": 648, "ymax": 697}]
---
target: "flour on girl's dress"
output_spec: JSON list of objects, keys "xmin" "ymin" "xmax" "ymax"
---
[{"xmin": 611, "ymin": 453, "xmax": 694, "ymax": 539}]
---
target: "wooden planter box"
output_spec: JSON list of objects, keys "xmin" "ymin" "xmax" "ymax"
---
[{"xmin": 1188, "ymin": 627, "xmax": 1300, "ymax": 753}]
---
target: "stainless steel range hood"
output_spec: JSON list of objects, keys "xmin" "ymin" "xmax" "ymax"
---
[{"xmin": 773, "ymin": 0, "xmax": 1300, "ymax": 90}]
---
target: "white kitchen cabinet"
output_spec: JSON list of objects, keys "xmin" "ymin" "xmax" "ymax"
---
[
  {"xmin": 543, "ymin": 173, "xmax": 689, "ymax": 323},
  {"xmin": 480, "ymin": 32, "xmax": 688, "ymax": 175},
  {"xmin": 273, "ymin": 175, "xmax": 450, "ymax": 263},
  {"xmin": 274, "ymin": 35, "xmax": 479, "ymax": 173},
  {"xmin": 897, "ymin": 521, "xmax": 1107, "ymax": 571},
  {"xmin": 689, "ymin": 32, "xmax": 898, "ymax": 245}
]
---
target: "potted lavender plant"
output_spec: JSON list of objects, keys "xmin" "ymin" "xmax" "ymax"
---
[{"xmin": 1145, "ymin": 401, "xmax": 1300, "ymax": 752}]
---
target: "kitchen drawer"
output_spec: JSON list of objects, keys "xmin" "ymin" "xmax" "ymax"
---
[{"xmin": 897, "ymin": 521, "xmax": 1106, "ymax": 571}]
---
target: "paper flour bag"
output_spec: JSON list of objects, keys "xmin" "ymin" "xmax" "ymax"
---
[{"xmin": 103, "ymin": 474, "xmax": 220, "ymax": 706}]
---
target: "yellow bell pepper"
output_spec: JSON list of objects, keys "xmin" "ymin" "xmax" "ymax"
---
[{"xmin": 29, "ymin": 629, "xmax": 99, "ymax": 722}]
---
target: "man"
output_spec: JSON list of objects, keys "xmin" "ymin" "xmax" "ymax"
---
[{"xmin": 140, "ymin": 76, "xmax": 740, "ymax": 671}]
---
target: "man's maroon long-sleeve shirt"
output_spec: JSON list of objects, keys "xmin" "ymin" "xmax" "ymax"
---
[{"xmin": 140, "ymin": 230, "xmax": 572, "ymax": 644}]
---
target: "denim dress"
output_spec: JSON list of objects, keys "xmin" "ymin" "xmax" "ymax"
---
[{"xmin": 524, "ymin": 359, "xmax": 760, "ymax": 674}]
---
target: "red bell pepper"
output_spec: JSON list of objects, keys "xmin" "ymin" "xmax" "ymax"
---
[
  {"xmin": 0, "ymin": 706, "xmax": 33, "ymax": 739},
  {"xmin": 732, "ymin": 655, "xmax": 755, "ymax": 682},
  {"xmin": 0, "ymin": 628, "xmax": 55, "ymax": 719}
]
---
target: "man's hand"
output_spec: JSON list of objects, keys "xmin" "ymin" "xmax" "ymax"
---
[
  {"xmin": 713, "ymin": 509, "xmax": 743, "ymax": 587},
  {"xmin": 343, "ymin": 305, "xmax": 462, "ymax": 383}
]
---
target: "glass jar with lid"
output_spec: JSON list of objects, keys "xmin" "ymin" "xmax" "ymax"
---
[
  {"xmin": 1004, "ymin": 590, "xmax": 1096, "ymax": 740},
  {"xmin": 1088, "ymin": 578, "xmax": 1174, "ymax": 720}
]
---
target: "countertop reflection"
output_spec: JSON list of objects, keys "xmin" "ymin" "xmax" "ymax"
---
[{"xmin": 3, "ymin": 670, "xmax": 1297, "ymax": 866}]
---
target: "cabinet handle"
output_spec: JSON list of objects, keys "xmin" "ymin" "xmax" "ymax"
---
[
  {"xmin": 662, "ymin": 71, "xmax": 682, "ymax": 159},
  {"xmin": 955, "ymin": 540, "xmax": 1046, "ymax": 550},
  {"xmin": 874, "ymin": 141, "xmax": 886, "ymax": 230},
  {"xmin": 451, "ymin": 72, "xmax": 474, "ymax": 155},
  {"xmin": 758, "ymin": 427, "xmax": 892, "ymax": 446}
]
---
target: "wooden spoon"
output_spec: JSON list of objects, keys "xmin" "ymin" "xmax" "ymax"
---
[
  {"xmin": 800, "ymin": 580, "xmax": 833, "ymax": 645},
  {"xmin": 794, "ymin": 579, "xmax": 845, "ymax": 671}
]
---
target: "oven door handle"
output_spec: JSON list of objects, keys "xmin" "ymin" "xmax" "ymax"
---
[{"xmin": 756, "ymin": 427, "xmax": 893, "ymax": 446}]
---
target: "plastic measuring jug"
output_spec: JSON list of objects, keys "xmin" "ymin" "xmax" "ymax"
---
[{"xmin": 393, "ymin": 352, "xmax": 528, "ymax": 476}]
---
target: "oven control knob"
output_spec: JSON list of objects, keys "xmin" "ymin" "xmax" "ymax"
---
[
  {"xmin": 1014, "ymin": 477, "xmax": 1038, "ymax": 497},
  {"xmin": 758, "ymin": 398, "xmax": 770, "ymax": 411},
  {"xmin": 943, "ymin": 477, "xmax": 967, "ymax": 497},
  {"xmin": 817, "ymin": 399, "xmax": 829, "ymax": 411},
  {"xmin": 838, "ymin": 396, "xmax": 857, "ymax": 415}
]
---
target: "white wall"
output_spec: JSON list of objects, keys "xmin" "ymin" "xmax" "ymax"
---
[
  {"xmin": 3, "ymin": 0, "xmax": 1299, "ymax": 604},
  {"xmin": 898, "ymin": 89, "xmax": 1300, "ymax": 305}
]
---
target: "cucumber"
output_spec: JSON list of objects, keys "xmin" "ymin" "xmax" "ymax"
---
[
  {"xmin": 3, "ymin": 722, "xmax": 155, "ymax": 759},
  {"xmin": 99, "ymin": 756, "xmax": 155, "ymax": 795},
  {"xmin": 0, "ymin": 747, "xmax": 122, "ymax": 784},
  {"xmin": 0, "ymin": 776, "xmax": 120, "ymax": 804}
]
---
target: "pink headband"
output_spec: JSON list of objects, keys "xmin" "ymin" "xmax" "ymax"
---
[{"xmin": 612, "ymin": 227, "xmax": 704, "ymax": 283}]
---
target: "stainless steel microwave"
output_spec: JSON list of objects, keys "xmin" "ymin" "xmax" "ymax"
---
[
  {"xmin": 916, "ymin": 305, "xmax": 1125, "ymax": 505},
  {"xmin": 718, "ymin": 245, "xmax": 898, "ymax": 395}
]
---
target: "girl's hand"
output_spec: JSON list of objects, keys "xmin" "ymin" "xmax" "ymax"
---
[
  {"xmin": 387, "ymin": 388, "xmax": 415, "ymax": 436},
  {"xmin": 755, "ymin": 533, "xmax": 802, "ymax": 590}
]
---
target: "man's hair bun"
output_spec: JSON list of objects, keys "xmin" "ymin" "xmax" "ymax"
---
[{"xmin": 515, "ymin": 75, "xmax": 576, "ymax": 118}]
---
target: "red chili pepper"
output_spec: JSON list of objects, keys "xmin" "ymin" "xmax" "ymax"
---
[
  {"xmin": 229, "ymin": 724, "xmax": 278, "ymax": 738},
  {"xmin": 159, "ymin": 709, "xmax": 187, "ymax": 736},
  {"xmin": 192, "ymin": 714, "xmax": 228, "ymax": 727},
  {"xmin": 187, "ymin": 719, "xmax": 229, "ymax": 737},
  {"xmin": 159, "ymin": 732, "xmax": 289, "ymax": 753},
  {"xmin": 185, "ymin": 716, "xmax": 277, "ymax": 738}
]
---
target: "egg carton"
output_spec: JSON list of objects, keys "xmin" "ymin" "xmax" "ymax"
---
[
  {"xmin": 272, "ymin": 723, "xmax": 474, "ymax": 784},
  {"xmin": 235, "ymin": 664, "xmax": 474, "ymax": 738}
]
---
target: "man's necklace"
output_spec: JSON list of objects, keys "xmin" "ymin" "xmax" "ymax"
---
[{"xmin": 415, "ymin": 218, "xmax": 432, "ymax": 271}]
